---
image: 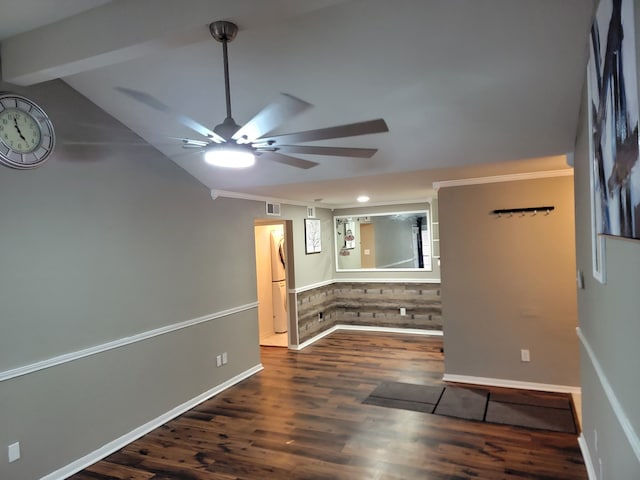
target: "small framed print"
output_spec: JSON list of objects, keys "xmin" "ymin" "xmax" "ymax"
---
[{"xmin": 304, "ymin": 218, "xmax": 321, "ymax": 254}]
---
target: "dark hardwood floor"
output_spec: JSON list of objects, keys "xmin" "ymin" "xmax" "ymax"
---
[{"xmin": 70, "ymin": 331, "xmax": 587, "ymax": 479}]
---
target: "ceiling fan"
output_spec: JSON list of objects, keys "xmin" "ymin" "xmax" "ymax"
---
[{"xmin": 117, "ymin": 20, "xmax": 389, "ymax": 169}]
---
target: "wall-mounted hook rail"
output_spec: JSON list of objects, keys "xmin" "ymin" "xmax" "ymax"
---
[{"xmin": 491, "ymin": 206, "xmax": 555, "ymax": 215}]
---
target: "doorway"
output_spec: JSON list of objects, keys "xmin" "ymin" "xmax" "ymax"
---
[
  {"xmin": 360, "ymin": 223, "xmax": 376, "ymax": 268},
  {"xmin": 254, "ymin": 221, "xmax": 289, "ymax": 347}
]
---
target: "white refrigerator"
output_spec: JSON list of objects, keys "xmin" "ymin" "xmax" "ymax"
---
[{"xmin": 270, "ymin": 231, "xmax": 287, "ymax": 333}]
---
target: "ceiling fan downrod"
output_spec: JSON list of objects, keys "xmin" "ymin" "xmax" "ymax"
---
[{"xmin": 209, "ymin": 21, "xmax": 240, "ymax": 138}]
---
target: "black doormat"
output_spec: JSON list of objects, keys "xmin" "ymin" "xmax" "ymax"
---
[{"xmin": 363, "ymin": 381, "xmax": 577, "ymax": 434}]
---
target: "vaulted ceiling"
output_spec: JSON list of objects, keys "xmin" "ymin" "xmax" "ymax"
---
[{"xmin": 0, "ymin": 0, "xmax": 594, "ymax": 206}]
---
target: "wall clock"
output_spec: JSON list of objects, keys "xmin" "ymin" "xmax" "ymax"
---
[{"xmin": 0, "ymin": 92, "xmax": 55, "ymax": 169}]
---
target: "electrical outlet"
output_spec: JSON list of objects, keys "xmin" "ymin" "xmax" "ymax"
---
[
  {"xmin": 222, "ymin": 352, "xmax": 228, "ymax": 365},
  {"xmin": 216, "ymin": 355, "xmax": 222, "ymax": 367},
  {"xmin": 520, "ymin": 349, "xmax": 530, "ymax": 362},
  {"xmin": 400, "ymin": 307, "xmax": 407, "ymax": 316},
  {"xmin": 8, "ymin": 442, "xmax": 20, "ymax": 463}
]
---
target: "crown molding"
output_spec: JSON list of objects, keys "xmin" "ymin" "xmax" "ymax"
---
[
  {"xmin": 432, "ymin": 169, "xmax": 574, "ymax": 191},
  {"xmin": 211, "ymin": 189, "xmax": 331, "ymax": 209}
]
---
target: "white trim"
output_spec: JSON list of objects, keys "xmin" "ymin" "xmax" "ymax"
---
[
  {"xmin": 432, "ymin": 169, "xmax": 574, "ymax": 191},
  {"xmin": 578, "ymin": 433, "xmax": 598, "ymax": 480},
  {"xmin": 293, "ymin": 325, "xmax": 341, "ymax": 350},
  {"xmin": 336, "ymin": 197, "xmax": 435, "ymax": 209},
  {"xmin": 0, "ymin": 302, "xmax": 258, "ymax": 383},
  {"xmin": 335, "ymin": 277, "xmax": 441, "ymax": 284},
  {"xmin": 211, "ymin": 189, "xmax": 332, "ymax": 209},
  {"xmin": 211, "ymin": 189, "xmax": 437, "ymax": 211},
  {"xmin": 41, "ymin": 364, "xmax": 263, "ymax": 480},
  {"xmin": 293, "ymin": 278, "xmax": 441, "ymax": 293},
  {"xmin": 442, "ymin": 373, "xmax": 581, "ymax": 395},
  {"xmin": 577, "ymin": 327, "xmax": 640, "ymax": 463},
  {"xmin": 293, "ymin": 324, "xmax": 443, "ymax": 350},
  {"xmin": 292, "ymin": 279, "xmax": 336, "ymax": 294}
]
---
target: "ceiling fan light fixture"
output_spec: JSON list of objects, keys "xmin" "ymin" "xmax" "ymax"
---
[{"xmin": 204, "ymin": 145, "xmax": 255, "ymax": 168}]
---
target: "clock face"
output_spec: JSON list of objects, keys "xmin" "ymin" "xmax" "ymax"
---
[
  {"xmin": 0, "ymin": 93, "xmax": 55, "ymax": 170},
  {"xmin": 0, "ymin": 108, "xmax": 42, "ymax": 153}
]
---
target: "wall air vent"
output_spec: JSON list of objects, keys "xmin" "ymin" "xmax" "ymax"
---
[
  {"xmin": 266, "ymin": 202, "xmax": 281, "ymax": 216},
  {"xmin": 307, "ymin": 206, "xmax": 316, "ymax": 218}
]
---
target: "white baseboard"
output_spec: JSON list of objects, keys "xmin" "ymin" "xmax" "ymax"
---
[
  {"xmin": 442, "ymin": 373, "xmax": 581, "ymax": 395},
  {"xmin": 41, "ymin": 364, "xmax": 263, "ymax": 480},
  {"xmin": 293, "ymin": 325, "xmax": 340, "ymax": 350},
  {"xmin": 293, "ymin": 324, "xmax": 443, "ymax": 350},
  {"xmin": 578, "ymin": 433, "xmax": 597, "ymax": 480}
]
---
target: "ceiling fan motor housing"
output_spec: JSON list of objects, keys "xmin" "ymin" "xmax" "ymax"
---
[
  {"xmin": 209, "ymin": 21, "xmax": 238, "ymax": 43},
  {"xmin": 214, "ymin": 117, "xmax": 242, "ymax": 140}
]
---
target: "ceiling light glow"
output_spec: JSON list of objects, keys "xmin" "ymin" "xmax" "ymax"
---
[
  {"xmin": 204, "ymin": 146, "xmax": 255, "ymax": 168},
  {"xmin": 357, "ymin": 195, "xmax": 370, "ymax": 203}
]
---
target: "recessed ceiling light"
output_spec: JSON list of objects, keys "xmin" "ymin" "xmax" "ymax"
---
[{"xmin": 357, "ymin": 195, "xmax": 370, "ymax": 203}]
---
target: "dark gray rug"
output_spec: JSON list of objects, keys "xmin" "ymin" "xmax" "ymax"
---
[
  {"xmin": 485, "ymin": 401, "xmax": 577, "ymax": 434},
  {"xmin": 363, "ymin": 381, "xmax": 578, "ymax": 434},
  {"xmin": 433, "ymin": 386, "xmax": 488, "ymax": 421},
  {"xmin": 363, "ymin": 381, "xmax": 444, "ymax": 413}
]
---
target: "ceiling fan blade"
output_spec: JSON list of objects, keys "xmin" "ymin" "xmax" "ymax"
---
[
  {"xmin": 270, "ymin": 145, "xmax": 377, "ymax": 158},
  {"xmin": 257, "ymin": 118, "xmax": 388, "ymax": 145},
  {"xmin": 62, "ymin": 141, "xmax": 155, "ymax": 147},
  {"xmin": 173, "ymin": 138, "xmax": 209, "ymax": 147},
  {"xmin": 232, "ymin": 94, "xmax": 312, "ymax": 143},
  {"xmin": 260, "ymin": 152, "xmax": 319, "ymax": 169},
  {"xmin": 115, "ymin": 87, "xmax": 226, "ymax": 143}
]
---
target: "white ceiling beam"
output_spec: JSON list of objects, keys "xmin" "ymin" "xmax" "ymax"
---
[{"xmin": 1, "ymin": 0, "xmax": 345, "ymax": 86}]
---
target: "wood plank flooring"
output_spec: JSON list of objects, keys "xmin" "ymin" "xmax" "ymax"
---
[{"xmin": 70, "ymin": 332, "xmax": 587, "ymax": 479}]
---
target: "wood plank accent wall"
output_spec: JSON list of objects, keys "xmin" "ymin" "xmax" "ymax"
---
[{"xmin": 297, "ymin": 282, "xmax": 441, "ymax": 342}]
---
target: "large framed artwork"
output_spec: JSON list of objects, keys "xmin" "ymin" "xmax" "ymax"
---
[
  {"xmin": 304, "ymin": 218, "xmax": 321, "ymax": 254},
  {"xmin": 588, "ymin": 0, "xmax": 640, "ymax": 283}
]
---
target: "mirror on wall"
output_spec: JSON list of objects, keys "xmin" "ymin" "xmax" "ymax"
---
[{"xmin": 334, "ymin": 210, "xmax": 432, "ymax": 271}]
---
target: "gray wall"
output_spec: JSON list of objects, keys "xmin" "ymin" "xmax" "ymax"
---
[
  {"xmin": 439, "ymin": 176, "xmax": 580, "ymax": 386},
  {"xmin": 0, "ymin": 80, "xmax": 263, "ymax": 479},
  {"xmin": 572, "ymin": 2, "xmax": 640, "ymax": 472},
  {"xmin": 280, "ymin": 203, "xmax": 334, "ymax": 288}
]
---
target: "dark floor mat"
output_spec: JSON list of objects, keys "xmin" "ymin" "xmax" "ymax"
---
[
  {"xmin": 433, "ymin": 387, "xmax": 488, "ymax": 421},
  {"xmin": 363, "ymin": 396, "xmax": 436, "ymax": 414},
  {"xmin": 485, "ymin": 401, "xmax": 577, "ymax": 433},
  {"xmin": 368, "ymin": 381, "xmax": 444, "ymax": 404},
  {"xmin": 363, "ymin": 382, "xmax": 578, "ymax": 434},
  {"xmin": 363, "ymin": 381, "xmax": 443, "ymax": 414},
  {"xmin": 489, "ymin": 391, "xmax": 572, "ymax": 410}
]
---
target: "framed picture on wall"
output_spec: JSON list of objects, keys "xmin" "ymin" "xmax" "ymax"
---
[
  {"xmin": 587, "ymin": 0, "xmax": 640, "ymax": 282},
  {"xmin": 587, "ymin": 52, "xmax": 608, "ymax": 284},
  {"xmin": 304, "ymin": 218, "xmax": 321, "ymax": 254}
]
